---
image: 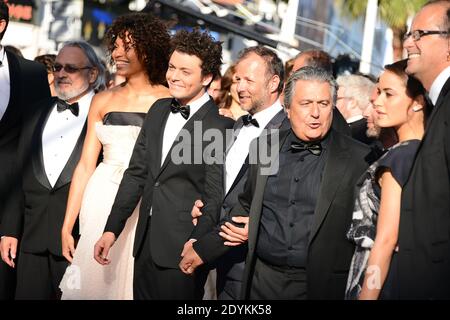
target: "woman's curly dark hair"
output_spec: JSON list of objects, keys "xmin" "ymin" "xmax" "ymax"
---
[
  {"xmin": 105, "ymin": 13, "xmax": 170, "ymax": 85},
  {"xmin": 171, "ymin": 28, "xmax": 222, "ymax": 80}
]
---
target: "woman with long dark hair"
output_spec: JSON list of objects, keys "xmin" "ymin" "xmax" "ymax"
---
[{"xmin": 346, "ymin": 59, "xmax": 430, "ymax": 300}]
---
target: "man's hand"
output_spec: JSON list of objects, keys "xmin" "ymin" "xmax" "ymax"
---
[
  {"xmin": 220, "ymin": 216, "xmax": 249, "ymax": 246},
  {"xmin": 191, "ymin": 200, "xmax": 204, "ymax": 226},
  {"xmin": 0, "ymin": 236, "xmax": 18, "ymax": 268},
  {"xmin": 94, "ymin": 232, "xmax": 116, "ymax": 265},
  {"xmin": 179, "ymin": 239, "xmax": 204, "ymax": 275}
]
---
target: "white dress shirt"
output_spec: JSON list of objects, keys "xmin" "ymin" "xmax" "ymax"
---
[
  {"xmin": 346, "ymin": 114, "xmax": 364, "ymax": 124},
  {"xmin": 0, "ymin": 46, "xmax": 11, "ymax": 121},
  {"xmin": 42, "ymin": 91, "xmax": 94, "ymax": 187},
  {"xmin": 225, "ymin": 100, "xmax": 283, "ymax": 193},
  {"xmin": 161, "ymin": 91, "xmax": 210, "ymax": 166},
  {"xmin": 429, "ymin": 66, "xmax": 450, "ymax": 106}
]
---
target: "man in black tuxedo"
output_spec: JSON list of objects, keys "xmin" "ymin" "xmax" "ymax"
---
[
  {"xmin": 0, "ymin": 1, "xmax": 51, "ymax": 300},
  {"xmin": 95, "ymin": 29, "xmax": 234, "ymax": 300},
  {"xmin": 180, "ymin": 46, "xmax": 289, "ymax": 300},
  {"xmin": 187, "ymin": 67, "xmax": 369, "ymax": 300},
  {"xmin": 399, "ymin": 0, "xmax": 450, "ymax": 299},
  {"xmin": 336, "ymin": 74, "xmax": 376, "ymax": 145},
  {"xmin": 0, "ymin": 41, "xmax": 104, "ymax": 299},
  {"xmin": 240, "ymin": 67, "xmax": 370, "ymax": 299}
]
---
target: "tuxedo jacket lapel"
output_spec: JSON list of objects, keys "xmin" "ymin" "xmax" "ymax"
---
[
  {"xmin": 223, "ymin": 118, "xmax": 245, "ymax": 194},
  {"xmin": 248, "ymin": 129, "xmax": 290, "ymax": 249},
  {"xmin": 432, "ymin": 76, "xmax": 450, "ymax": 114},
  {"xmin": 424, "ymin": 77, "xmax": 450, "ymax": 135},
  {"xmin": 152, "ymin": 104, "xmax": 171, "ymax": 178},
  {"xmin": 53, "ymin": 121, "xmax": 87, "ymax": 190},
  {"xmin": 0, "ymin": 51, "xmax": 20, "ymax": 134},
  {"xmin": 157, "ymin": 98, "xmax": 214, "ymax": 177},
  {"xmin": 31, "ymin": 99, "xmax": 57, "ymax": 190},
  {"xmin": 309, "ymin": 130, "xmax": 350, "ymax": 245}
]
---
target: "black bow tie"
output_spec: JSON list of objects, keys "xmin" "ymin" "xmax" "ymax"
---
[
  {"xmin": 56, "ymin": 99, "xmax": 79, "ymax": 116},
  {"xmin": 242, "ymin": 114, "xmax": 259, "ymax": 128},
  {"xmin": 290, "ymin": 140, "xmax": 322, "ymax": 156},
  {"xmin": 170, "ymin": 99, "xmax": 190, "ymax": 120}
]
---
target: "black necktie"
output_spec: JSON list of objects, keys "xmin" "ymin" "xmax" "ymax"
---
[
  {"xmin": 56, "ymin": 99, "xmax": 79, "ymax": 117},
  {"xmin": 170, "ymin": 99, "xmax": 190, "ymax": 120},
  {"xmin": 242, "ymin": 114, "xmax": 259, "ymax": 127},
  {"xmin": 290, "ymin": 140, "xmax": 322, "ymax": 156}
]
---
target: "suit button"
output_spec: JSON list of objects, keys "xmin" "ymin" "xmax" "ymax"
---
[
  {"xmin": 289, "ymin": 222, "xmax": 294, "ymax": 227},
  {"xmin": 154, "ymin": 181, "xmax": 160, "ymax": 187},
  {"xmin": 288, "ymin": 246, "xmax": 293, "ymax": 250},
  {"xmin": 294, "ymin": 177, "xmax": 299, "ymax": 182},
  {"xmin": 290, "ymin": 200, "xmax": 295, "ymax": 205}
]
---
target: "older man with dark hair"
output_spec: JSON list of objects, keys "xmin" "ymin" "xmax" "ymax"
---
[
  {"xmin": 0, "ymin": 40, "xmax": 104, "ymax": 299},
  {"xmin": 231, "ymin": 67, "xmax": 369, "ymax": 299}
]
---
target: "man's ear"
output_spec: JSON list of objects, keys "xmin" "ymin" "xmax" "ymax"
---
[
  {"xmin": 268, "ymin": 75, "xmax": 280, "ymax": 94},
  {"xmin": 201, "ymin": 73, "xmax": 213, "ymax": 87},
  {"xmin": 0, "ymin": 19, "xmax": 7, "ymax": 38},
  {"xmin": 286, "ymin": 107, "xmax": 291, "ymax": 119},
  {"xmin": 89, "ymin": 68, "xmax": 99, "ymax": 85}
]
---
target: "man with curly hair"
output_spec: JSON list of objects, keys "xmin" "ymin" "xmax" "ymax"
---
[{"xmin": 95, "ymin": 29, "xmax": 234, "ymax": 300}]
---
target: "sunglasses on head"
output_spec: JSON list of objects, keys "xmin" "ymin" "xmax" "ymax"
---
[{"xmin": 52, "ymin": 63, "xmax": 92, "ymax": 73}]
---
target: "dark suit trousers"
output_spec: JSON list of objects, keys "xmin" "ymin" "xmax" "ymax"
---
[
  {"xmin": 0, "ymin": 261, "xmax": 16, "ymax": 300},
  {"xmin": 249, "ymin": 258, "xmax": 307, "ymax": 300},
  {"xmin": 133, "ymin": 219, "xmax": 207, "ymax": 300},
  {"xmin": 15, "ymin": 251, "xmax": 69, "ymax": 300}
]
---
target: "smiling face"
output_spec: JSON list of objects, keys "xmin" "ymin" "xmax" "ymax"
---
[
  {"xmin": 286, "ymin": 80, "xmax": 333, "ymax": 142},
  {"xmin": 111, "ymin": 34, "xmax": 144, "ymax": 78},
  {"xmin": 166, "ymin": 50, "xmax": 212, "ymax": 105},
  {"xmin": 54, "ymin": 46, "xmax": 96, "ymax": 102},
  {"xmin": 234, "ymin": 52, "xmax": 273, "ymax": 114},
  {"xmin": 403, "ymin": 4, "xmax": 450, "ymax": 90}
]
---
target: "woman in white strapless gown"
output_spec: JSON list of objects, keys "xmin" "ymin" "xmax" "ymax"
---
[
  {"xmin": 58, "ymin": 13, "xmax": 171, "ymax": 299},
  {"xmin": 59, "ymin": 114, "xmax": 143, "ymax": 299}
]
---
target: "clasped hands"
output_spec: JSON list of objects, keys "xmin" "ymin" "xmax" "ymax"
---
[{"xmin": 179, "ymin": 200, "xmax": 249, "ymax": 275}]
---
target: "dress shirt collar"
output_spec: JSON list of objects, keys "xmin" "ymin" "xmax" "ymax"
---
[
  {"xmin": 251, "ymin": 100, "xmax": 283, "ymax": 129},
  {"xmin": 346, "ymin": 114, "xmax": 364, "ymax": 124},
  {"xmin": 429, "ymin": 66, "xmax": 450, "ymax": 106},
  {"xmin": 174, "ymin": 91, "xmax": 210, "ymax": 120},
  {"xmin": 55, "ymin": 90, "xmax": 95, "ymax": 117}
]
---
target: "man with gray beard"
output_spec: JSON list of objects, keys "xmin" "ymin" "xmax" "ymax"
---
[
  {"xmin": 0, "ymin": 41, "xmax": 104, "ymax": 299},
  {"xmin": 362, "ymin": 87, "xmax": 397, "ymax": 164}
]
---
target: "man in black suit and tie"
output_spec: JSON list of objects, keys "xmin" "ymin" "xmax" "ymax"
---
[
  {"xmin": 241, "ymin": 67, "xmax": 370, "ymax": 299},
  {"xmin": 94, "ymin": 29, "xmax": 234, "ymax": 300},
  {"xmin": 180, "ymin": 45, "xmax": 288, "ymax": 300},
  {"xmin": 399, "ymin": 0, "xmax": 450, "ymax": 299},
  {"xmin": 186, "ymin": 67, "xmax": 370, "ymax": 299},
  {"xmin": 0, "ymin": 1, "xmax": 51, "ymax": 299},
  {"xmin": 0, "ymin": 41, "xmax": 104, "ymax": 299}
]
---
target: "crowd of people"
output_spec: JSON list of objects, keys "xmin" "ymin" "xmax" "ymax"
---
[{"xmin": 0, "ymin": 0, "xmax": 449, "ymax": 300}]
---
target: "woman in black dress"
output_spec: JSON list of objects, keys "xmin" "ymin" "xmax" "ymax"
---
[{"xmin": 346, "ymin": 59, "xmax": 430, "ymax": 300}]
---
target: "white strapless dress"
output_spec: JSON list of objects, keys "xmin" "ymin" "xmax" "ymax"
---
[{"xmin": 60, "ymin": 118, "xmax": 143, "ymax": 300}]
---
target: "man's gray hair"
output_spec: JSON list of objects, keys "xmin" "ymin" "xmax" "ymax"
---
[
  {"xmin": 61, "ymin": 40, "xmax": 106, "ymax": 91},
  {"xmin": 336, "ymin": 74, "xmax": 375, "ymax": 112},
  {"xmin": 284, "ymin": 66, "xmax": 338, "ymax": 109}
]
